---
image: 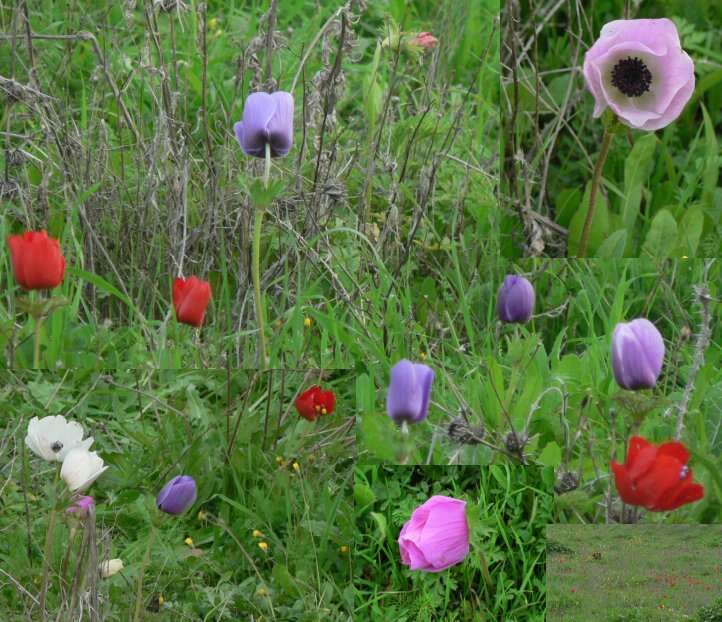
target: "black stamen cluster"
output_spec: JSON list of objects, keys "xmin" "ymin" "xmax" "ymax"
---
[{"xmin": 611, "ymin": 56, "xmax": 652, "ymax": 97}]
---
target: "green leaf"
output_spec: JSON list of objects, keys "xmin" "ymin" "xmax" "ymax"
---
[
  {"xmin": 537, "ymin": 441, "xmax": 562, "ymax": 468},
  {"xmin": 369, "ymin": 512, "xmax": 387, "ymax": 539},
  {"xmin": 272, "ymin": 564, "xmax": 301, "ymax": 598},
  {"xmin": 674, "ymin": 206, "xmax": 704, "ymax": 257},
  {"xmin": 622, "ymin": 133, "xmax": 657, "ymax": 234},
  {"xmin": 642, "ymin": 209, "xmax": 678, "ymax": 258},
  {"xmin": 354, "ymin": 482, "xmax": 376, "ymax": 509},
  {"xmin": 700, "ymin": 104, "xmax": 719, "ymax": 210},
  {"xmin": 568, "ymin": 182, "xmax": 609, "ymax": 256},
  {"xmin": 360, "ymin": 413, "xmax": 397, "ymax": 462},
  {"xmin": 596, "ymin": 229, "xmax": 627, "ymax": 257}
]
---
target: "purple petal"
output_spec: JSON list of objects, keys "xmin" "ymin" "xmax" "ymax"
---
[
  {"xmin": 235, "ymin": 91, "xmax": 294, "ymax": 158},
  {"xmin": 612, "ymin": 319, "xmax": 664, "ymax": 389},
  {"xmin": 156, "ymin": 475, "xmax": 198, "ymax": 515},
  {"xmin": 497, "ymin": 275, "xmax": 535, "ymax": 323},
  {"xmin": 386, "ymin": 360, "xmax": 434, "ymax": 424}
]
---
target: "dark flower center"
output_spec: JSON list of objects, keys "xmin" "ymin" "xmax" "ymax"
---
[
  {"xmin": 611, "ymin": 57, "xmax": 652, "ymax": 97},
  {"xmin": 51, "ymin": 441, "xmax": 63, "ymax": 453}
]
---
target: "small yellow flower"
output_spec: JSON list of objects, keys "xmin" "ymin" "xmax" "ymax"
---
[
  {"xmin": 275, "ymin": 456, "xmax": 284, "ymax": 464},
  {"xmin": 304, "ymin": 317, "xmax": 312, "ymax": 328},
  {"xmin": 340, "ymin": 545, "xmax": 349, "ymax": 554},
  {"xmin": 420, "ymin": 351, "xmax": 427, "ymax": 360},
  {"xmin": 208, "ymin": 17, "xmax": 219, "ymax": 30},
  {"xmin": 257, "ymin": 587, "xmax": 268, "ymax": 597},
  {"xmin": 258, "ymin": 541, "xmax": 269, "ymax": 552},
  {"xmin": 321, "ymin": 407, "xmax": 327, "ymax": 415},
  {"xmin": 158, "ymin": 595, "xmax": 165, "ymax": 606},
  {"xmin": 184, "ymin": 537, "xmax": 194, "ymax": 547},
  {"xmin": 252, "ymin": 529, "xmax": 264, "ymax": 538},
  {"xmin": 197, "ymin": 510, "xmax": 208, "ymax": 521},
  {"xmin": 292, "ymin": 462, "xmax": 300, "ymax": 472}
]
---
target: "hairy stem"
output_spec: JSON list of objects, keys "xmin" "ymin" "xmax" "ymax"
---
[
  {"xmin": 39, "ymin": 465, "xmax": 61, "ymax": 619},
  {"xmin": 252, "ymin": 142, "xmax": 272, "ymax": 368},
  {"xmin": 33, "ymin": 313, "xmax": 43, "ymax": 368},
  {"xmin": 577, "ymin": 128, "xmax": 613, "ymax": 257},
  {"xmin": 132, "ymin": 524, "xmax": 156, "ymax": 622}
]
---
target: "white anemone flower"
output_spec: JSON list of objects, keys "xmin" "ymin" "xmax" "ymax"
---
[
  {"xmin": 60, "ymin": 448, "xmax": 108, "ymax": 492},
  {"xmin": 99, "ymin": 559, "xmax": 124, "ymax": 578},
  {"xmin": 25, "ymin": 415, "xmax": 94, "ymax": 462}
]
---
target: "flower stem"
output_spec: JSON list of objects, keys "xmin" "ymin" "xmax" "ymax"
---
[
  {"xmin": 39, "ymin": 465, "xmax": 60, "ymax": 620},
  {"xmin": 132, "ymin": 524, "xmax": 156, "ymax": 622},
  {"xmin": 33, "ymin": 313, "xmax": 44, "ymax": 369},
  {"xmin": 252, "ymin": 142, "xmax": 271, "ymax": 368},
  {"xmin": 479, "ymin": 549, "xmax": 495, "ymax": 595},
  {"xmin": 577, "ymin": 128, "xmax": 613, "ymax": 258}
]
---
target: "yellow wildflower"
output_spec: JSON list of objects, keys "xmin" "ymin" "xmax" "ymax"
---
[
  {"xmin": 304, "ymin": 317, "xmax": 312, "ymax": 328},
  {"xmin": 184, "ymin": 537, "xmax": 194, "ymax": 547},
  {"xmin": 258, "ymin": 541, "xmax": 269, "ymax": 552}
]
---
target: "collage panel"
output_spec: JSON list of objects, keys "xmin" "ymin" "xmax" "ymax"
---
[
  {"xmin": 0, "ymin": 368, "xmax": 354, "ymax": 620},
  {"xmin": 354, "ymin": 464, "xmax": 551, "ymax": 622},
  {"xmin": 0, "ymin": 0, "xmax": 498, "ymax": 370},
  {"xmin": 546, "ymin": 524, "xmax": 722, "ymax": 621},
  {"xmin": 1, "ymin": 0, "xmax": 720, "ymax": 620},
  {"xmin": 358, "ymin": 258, "xmax": 721, "ymax": 522},
  {"xmin": 502, "ymin": 0, "xmax": 721, "ymax": 257}
]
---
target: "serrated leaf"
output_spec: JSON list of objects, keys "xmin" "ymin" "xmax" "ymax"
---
[{"xmin": 537, "ymin": 441, "xmax": 562, "ymax": 468}]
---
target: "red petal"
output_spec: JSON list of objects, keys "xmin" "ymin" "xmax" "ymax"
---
[
  {"xmin": 656, "ymin": 441, "xmax": 690, "ymax": 465},
  {"xmin": 295, "ymin": 387, "xmax": 319, "ymax": 421},
  {"xmin": 626, "ymin": 436, "xmax": 653, "ymax": 465},
  {"xmin": 611, "ymin": 460, "xmax": 645, "ymax": 506},
  {"xmin": 317, "ymin": 390, "xmax": 336, "ymax": 414}
]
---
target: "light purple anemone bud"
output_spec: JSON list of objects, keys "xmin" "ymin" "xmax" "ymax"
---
[
  {"xmin": 496, "ymin": 275, "xmax": 535, "ymax": 324},
  {"xmin": 67, "ymin": 495, "xmax": 94, "ymax": 518},
  {"xmin": 234, "ymin": 91, "xmax": 294, "ymax": 158},
  {"xmin": 156, "ymin": 475, "xmax": 197, "ymax": 515},
  {"xmin": 612, "ymin": 318, "xmax": 665, "ymax": 390},
  {"xmin": 387, "ymin": 360, "xmax": 434, "ymax": 424},
  {"xmin": 398, "ymin": 495, "xmax": 469, "ymax": 573},
  {"xmin": 583, "ymin": 19, "xmax": 695, "ymax": 131}
]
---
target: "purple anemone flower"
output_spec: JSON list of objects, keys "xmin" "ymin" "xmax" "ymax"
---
[
  {"xmin": 156, "ymin": 475, "xmax": 197, "ymax": 515},
  {"xmin": 496, "ymin": 275, "xmax": 535, "ymax": 324},
  {"xmin": 611, "ymin": 318, "xmax": 665, "ymax": 390},
  {"xmin": 387, "ymin": 360, "xmax": 434, "ymax": 424},
  {"xmin": 234, "ymin": 91, "xmax": 294, "ymax": 158},
  {"xmin": 583, "ymin": 19, "xmax": 695, "ymax": 131}
]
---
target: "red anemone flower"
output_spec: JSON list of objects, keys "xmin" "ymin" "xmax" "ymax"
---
[
  {"xmin": 610, "ymin": 436, "xmax": 704, "ymax": 511},
  {"xmin": 295, "ymin": 386, "xmax": 336, "ymax": 422}
]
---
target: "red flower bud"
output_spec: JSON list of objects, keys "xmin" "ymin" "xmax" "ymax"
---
[
  {"xmin": 7, "ymin": 231, "xmax": 66, "ymax": 290},
  {"xmin": 172, "ymin": 276, "xmax": 211, "ymax": 327}
]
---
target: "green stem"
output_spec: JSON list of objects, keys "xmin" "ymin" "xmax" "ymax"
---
[
  {"xmin": 132, "ymin": 524, "xmax": 157, "ymax": 622},
  {"xmin": 39, "ymin": 466, "xmax": 61, "ymax": 620},
  {"xmin": 479, "ymin": 549, "xmax": 495, "ymax": 595},
  {"xmin": 33, "ymin": 313, "xmax": 44, "ymax": 369},
  {"xmin": 252, "ymin": 142, "xmax": 271, "ymax": 368},
  {"xmin": 577, "ymin": 128, "xmax": 613, "ymax": 258}
]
